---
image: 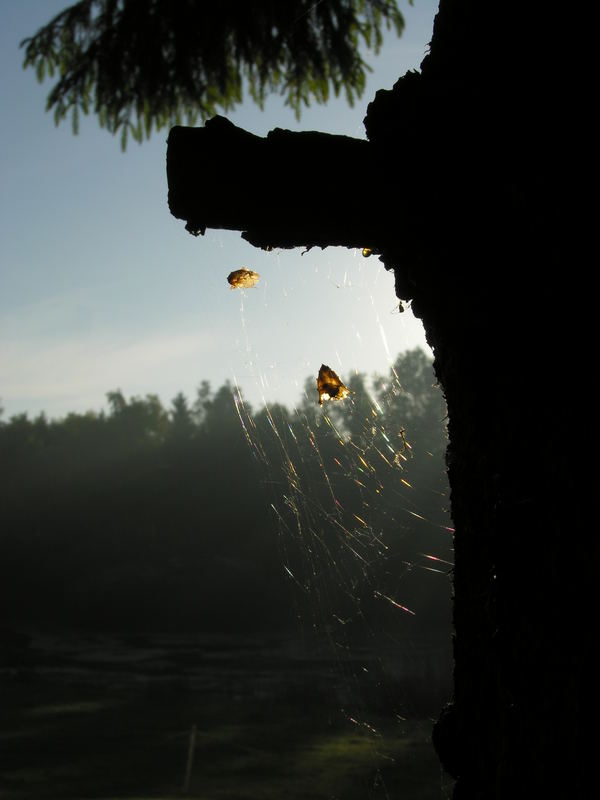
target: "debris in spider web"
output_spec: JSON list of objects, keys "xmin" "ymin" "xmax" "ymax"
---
[
  {"xmin": 362, "ymin": 247, "xmax": 373, "ymax": 257},
  {"xmin": 227, "ymin": 268, "xmax": 260, "ymax": 289},
  {"xmin": 393, "ymin": 298, "xmax": 412, "ymax": 314},
  {"xmin": 317, "ymin": 365, "xmax": 351, "ymax": 406},
  {"xmin": 398, "ymin": 427, "xmax": 412, "ymax": 456}
]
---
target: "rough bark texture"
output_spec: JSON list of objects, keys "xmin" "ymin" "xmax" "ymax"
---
[{"xmin": 167, "ymin": 1, "xmax": 588, "ymax": 796}]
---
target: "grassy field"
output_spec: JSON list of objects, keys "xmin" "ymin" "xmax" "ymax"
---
[{"xmin": 0, "ymin": 633, "xmax": 452, "ymax": 799}]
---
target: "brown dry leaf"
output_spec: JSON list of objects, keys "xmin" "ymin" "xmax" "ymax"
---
[
  {"xmin": 227, "ymin": 268, "xmax": 260, "ymax": 289},
  {"xmin": 317, "ymin": 365, "xmax": 350, "ymax": 406}
]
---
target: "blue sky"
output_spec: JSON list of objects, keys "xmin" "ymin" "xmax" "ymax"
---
[{"xmin": 0, "ymin": 0, "xmax": 439, "ymax": 420}]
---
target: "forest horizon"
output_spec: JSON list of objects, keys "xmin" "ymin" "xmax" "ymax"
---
[{"xmin": 1, "ymin": 347, "xmax": 452, "ymax": 641}]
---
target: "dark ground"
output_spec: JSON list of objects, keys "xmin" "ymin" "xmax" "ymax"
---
[{"xmin": 0, "ymin": 631, "xmax": 452, "ymax": 799}]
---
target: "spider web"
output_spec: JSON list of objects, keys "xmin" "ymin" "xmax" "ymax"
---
[{"xmin": 226, "ymin": 245, "xmax": 454, "ymax": 796}]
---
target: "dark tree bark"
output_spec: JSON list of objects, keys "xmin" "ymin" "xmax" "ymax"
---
[
  {"xmin": 168, "ymin": 118, "xmax": 378, "ymax": 248},
  {"xmin": 167, "ymin": 2, "xmax": 588, "ymax": 797}
]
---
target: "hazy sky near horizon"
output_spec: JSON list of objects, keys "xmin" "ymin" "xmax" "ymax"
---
[{"xmin": 0, "ymin": 0, "xmax": 439, "ymax": 420}]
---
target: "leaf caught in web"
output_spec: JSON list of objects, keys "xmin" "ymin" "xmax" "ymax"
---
[
  {"xmin": 317, "ymin": 365, "xmax": 350, "ymax": 406},
  {"xmin": 227, "ymin": 268, "xmax": 260, "ymax": 289}
]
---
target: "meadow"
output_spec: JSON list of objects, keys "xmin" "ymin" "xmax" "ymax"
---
[{"xmin": 1, "ymin": 632, "xmax": 451, "ymax": 799}]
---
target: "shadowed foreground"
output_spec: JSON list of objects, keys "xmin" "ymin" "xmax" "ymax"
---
[{"xmin": 1, "ymin": 633, "xmax": 450, "ymax": 799}]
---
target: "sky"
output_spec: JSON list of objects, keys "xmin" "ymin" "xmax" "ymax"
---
[{"xmin": 0, "ymin": 0, "xmax": 439, "ymax": 421}]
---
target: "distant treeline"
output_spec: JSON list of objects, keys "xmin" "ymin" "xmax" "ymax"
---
[{"xmin": 0, "ymin": 349, "xmax": 451, "ymax": 639}]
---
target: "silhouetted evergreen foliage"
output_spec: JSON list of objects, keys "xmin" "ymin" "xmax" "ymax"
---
[
  {"xmin": 21, "ymin": 0, "xmax": 408, "ymax": 148},
  {"xmin": 0, "ymin": 348, "xmax": 450, "ymax": 637}
]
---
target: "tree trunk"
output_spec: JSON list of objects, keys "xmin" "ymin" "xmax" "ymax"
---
[{"xmin": 167, "ymin": 1, "xmax": 588, "ymax": 796}]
